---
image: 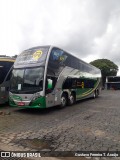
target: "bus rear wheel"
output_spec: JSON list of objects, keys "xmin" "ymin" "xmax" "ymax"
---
[
  {"xmin": 68, "ymin": 94, "xmax": 75, "ymax": 106},
  {"xmin": 93, "ymin": 91, "xmax": 96, "ymax": 98},
  {"xmin": 61, "ymin": 93, "xmax": 67, "ymax": 108},
  {"xmin": 96, "ymin": 89, "xmax": 99, "ymax": 98},
  {"xmin": 93, "ymin": 89, "xmax": 99, "ymax": 98}
]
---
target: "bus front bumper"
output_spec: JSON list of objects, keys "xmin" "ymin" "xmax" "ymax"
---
[{"xmin": 9, "ymin": 96, "xmax": 46, "ymax": 109}]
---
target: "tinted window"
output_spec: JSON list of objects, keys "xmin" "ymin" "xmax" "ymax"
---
[
  {"xmin": 65, "ymin": 54, "xmax": 81, "ymax": 70},
  {"xmin": 48, "ymin": 48, "xmax": 68, "ymax": 76},
  {"xmin": 108, "ymin": 77, "xmax": 120, "ymax": 82},
  {"xmin": 6, "ymin": 68, "xmax": 12, "ymax": 81},
  {"xmin": 84, "ymin": 79, "xmax": 96, "ymax": 88},
  {"xmin": 48, "ymin": 47, "xmax": 100, "ymax": 77},
  {"xmin": 49, "ymin": 48, "xmax": 67, "ymax": 65},
  {"xmin": 0, "ymin": 61, "xmax": 14, "ymax": 84},
  {"xmin": 63, "ymin": 78, "xmax": 77, "ymax": 89}
]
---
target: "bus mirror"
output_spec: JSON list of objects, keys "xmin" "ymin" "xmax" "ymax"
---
[{"xmin": 47, "ymin": 79, "xmax": 53, "ymax": 89}]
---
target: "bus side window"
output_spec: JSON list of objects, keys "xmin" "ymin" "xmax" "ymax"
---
[{"xmin": 62, "ymin": 78, "xmax": 76, "ymax": 89}]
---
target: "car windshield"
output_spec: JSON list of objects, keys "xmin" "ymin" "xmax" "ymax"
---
[{"xmin": 10, "ymin": 67, "xmax": 44, "ymax": 93}]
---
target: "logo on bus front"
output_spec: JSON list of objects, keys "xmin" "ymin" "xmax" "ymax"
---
[{"xmin": 33, "ymin": 50, "xmax": 43, "ymax": 60}]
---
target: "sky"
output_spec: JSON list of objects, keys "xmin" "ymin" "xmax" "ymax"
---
[{"xmin": 1, "ymin": 0, "xmax": 120, "ymax": 74}]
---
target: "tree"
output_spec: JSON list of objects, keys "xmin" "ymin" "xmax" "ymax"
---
[
  {"xmin": 12, "ymin": 55, "xmax": 18, "ymax": 59},
  {"xmin": 90, "ymin": 59, "xmax": 118, "ymax": 87}
]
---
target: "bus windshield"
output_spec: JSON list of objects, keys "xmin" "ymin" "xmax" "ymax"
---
[
  {"xmin": 0, "ymin": 61, "xmax": 14, "ymax": 84},
  {"xmin": 10, "ymin": 67, "xmax": 44, "ymax": 93}
]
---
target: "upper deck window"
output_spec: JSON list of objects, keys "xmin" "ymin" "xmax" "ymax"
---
[{"xmin": 49, "ymin": 48, "xmax": 68, "ymax": 65}]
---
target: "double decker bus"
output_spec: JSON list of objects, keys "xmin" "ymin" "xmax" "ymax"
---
[
  {"xmin": 9, "ymin": 46, "xmax": 101, "ymax": 108},
  {"xmin": 0, "ymin": 57, "xmax": 15, "ymax": 104}
]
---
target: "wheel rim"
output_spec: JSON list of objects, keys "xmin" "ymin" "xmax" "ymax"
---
[
  {"xmin": 70, "ymin": 95, "xmax": 74, "ymax": 104},
  {"xmin": 93, "ymin": 92, "xmax": 96, "ymax": 98},
  {"xmin": 61, "ymin": 97, "xmax": 66, "ymax": 106}
]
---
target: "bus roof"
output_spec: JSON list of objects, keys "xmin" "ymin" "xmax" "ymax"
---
[
  {"xmin": 0, "ymin": 57, "xmax": 15, "ymax": 62},
  {"xmin": 15, "ymin": 45, "xmax": 100, "ymax": 73},
  {"xmin": 24, "ymin": 45, "xmax": 99, "ymax": 69}
]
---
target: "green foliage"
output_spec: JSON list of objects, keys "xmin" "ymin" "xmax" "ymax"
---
[{"xmin": 90, "ymin": 59, "xmax": 118, "ymax": 86}]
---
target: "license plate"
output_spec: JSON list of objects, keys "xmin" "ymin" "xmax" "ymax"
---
[{"xmin": 18, "ymin": 102, "xmax": 25, "ymax": 106}]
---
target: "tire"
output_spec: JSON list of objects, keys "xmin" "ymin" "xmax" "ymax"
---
[
  {"xmin": 68, "ymin": 94, "xmax": 75, "ymax": 106},
  {"xmin": 93, "ymin": 91, "xmax": 96, "ymax": 98},
  {"xmin": 60, "ymin": 93, "xmax": 67, "ymax": 108},
  {"xmin": 93, "ymin": 89, "xmax": 99, "ymax": 98},
  {"xmin": 96, "ymin": 89, "xmax": 99, "ymax": 98}
]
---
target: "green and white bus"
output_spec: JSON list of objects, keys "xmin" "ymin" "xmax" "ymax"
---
[
  {"xmin": 9, "ymin": 46, "xmax": 101, "ymax": 108},
  {"xmin": 0, "ymin": 57, "xmax": 15, "ymax": 104}
]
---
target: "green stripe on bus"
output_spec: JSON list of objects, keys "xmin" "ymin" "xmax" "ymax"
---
[
  {"xmin": 76, "ymin": 79, "xmax": 100, "ymax": 99},
  {"xmin": 76, "ymin": 88, "xmax": 91, "ymax": 99}
]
